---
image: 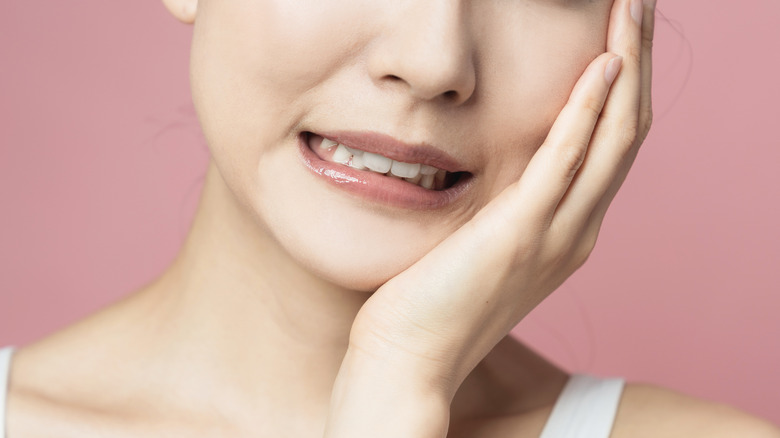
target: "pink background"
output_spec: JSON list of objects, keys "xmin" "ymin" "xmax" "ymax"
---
[{"xmin": 1, "ymin": 1, "xmax": 778, "ymax": 425}]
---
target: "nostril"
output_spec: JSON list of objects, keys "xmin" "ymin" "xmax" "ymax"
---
[{"xmin": 443, "ymin": 90, "xmax": 458, "ymax": 100}]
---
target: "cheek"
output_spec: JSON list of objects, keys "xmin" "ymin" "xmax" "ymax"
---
[
  {"xmin": 475, "ymin": 3, "xmax": 611, "ymax": 193},
  {"xmin": 188, "ymin": 0, "xmax": 376, "ymax": 209},
  {"xmin": 189, "ymin": 0, "xmax": 376, "ymax": 170}
]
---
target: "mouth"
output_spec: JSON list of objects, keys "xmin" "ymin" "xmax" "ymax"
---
[
  {"xmin": 298, "ymin": 131, "xmax": 474, "ymax": 210},
  {"xmin": 307, "ymin": 132, "xmax": 469, "ymax": 190}
]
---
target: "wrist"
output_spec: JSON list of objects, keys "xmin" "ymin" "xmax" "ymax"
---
[
  {"xmin": 324, "ymin": 346, "xmax": 452, "ymax": 438},
  {"xmin": 341, "ymin": 345, "xmax": 456, "ymax": 398}
]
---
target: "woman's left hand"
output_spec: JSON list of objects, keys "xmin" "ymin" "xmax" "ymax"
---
[{"xmin": 324, "ymin": 0, "xmax": 656, "ymax": 436}]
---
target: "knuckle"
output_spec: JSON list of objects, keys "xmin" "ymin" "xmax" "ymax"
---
[
  {"xmin": 546, "ymin": 224, "xmax": 595, "ymax": 272},
  {"xmin": 625, "ymin": 43, "xmax": 642, "ymax": 64},
  {"xmin": 639, "ymin": 109, "xmax": 653, "ymax": 141},
  {"xmin": 643, "ymin": 34, "xmax": 654, "ymax": 52},
  {"xmin": 572, "ymin": 229, "xmax": 600, "ymax": 268},
  {"xmin": 621, "ymin": 116, "xmax": 640, "ymax": 142},
  {"xmin": 643, "ymin": 106, "xmax": 654, "ymax": 128},
  {"xmin": 596, "ymin": 115, "xmax": 639, "ymax": 155},
  {"xmin": 581, "ymin": 94, "xmax": 605, "ymax": 121},
  {"xmin": 556, "ymin": 142, "xmax": 587, "ymax": 178}
]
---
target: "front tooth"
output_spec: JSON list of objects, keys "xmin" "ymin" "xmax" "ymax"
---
[
  {"xmin": 332, "ymin": 144, "xmax": 351, "ymax": 165},
  {"xmin": 344, "ymin": 145, "xmax": 363, "ymax": 157},
  {"xmin": 420, "ymin": 173, "xmax": 435, "ymax": 189},
  {"xmin": 349, "ymin": 153, "xmax": 366, "ymax": 170},
  {"xmin": 390, "ymin": 161, "xmax": 421, "ymax": 178},
  {"xmin": 320, "ymin": 138, "xmax": 339, "ymax": 150},
  {"xmin": 362, "ymin": 152, "xmax": 392, "ymax": 173},
  {"xmin": 420, "ymin": 164, "xmax": 438, "ymax": 175}
]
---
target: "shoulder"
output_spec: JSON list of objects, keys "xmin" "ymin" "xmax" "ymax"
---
[
  {"xmin": 5, "ymin": 342, "xmax": 122, "ymax": 438},
  {"xmin": 612, "ymin": 382, "xmax": 780, "ymax": 438}
]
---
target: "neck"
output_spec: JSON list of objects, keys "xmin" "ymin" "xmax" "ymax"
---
[{"xmin": 134, "ymin": 161, "xmax": 369, "ymax": 426}]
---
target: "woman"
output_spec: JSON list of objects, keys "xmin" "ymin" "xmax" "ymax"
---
[{"xmin": 1, "ymin": 0, "xmax": 778, "ymax": 436}]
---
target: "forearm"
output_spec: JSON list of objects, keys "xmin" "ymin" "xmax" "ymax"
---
[{"xmin": 323, "ymin": 347, "xmax": 452, "ymax": 438}]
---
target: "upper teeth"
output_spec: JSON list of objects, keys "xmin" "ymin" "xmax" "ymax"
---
[{"xmin": 319, "ymin": 137, "xmax": 447, "ymax": 190}]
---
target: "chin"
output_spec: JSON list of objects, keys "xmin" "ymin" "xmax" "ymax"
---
[
  {"xmin": 245, "ymin": 145, "xmax": 468, "ymax": 293},
  {"xmin": 279, "ymin": 211, "xmax": 441, "ymax": 292},
  {"xmin": 256, "ymin": 210, "xmax": 436, "ymax": 292},
  {"xmin": 302, "ymin": 250, "xmax": 411, "ymax": 293}
]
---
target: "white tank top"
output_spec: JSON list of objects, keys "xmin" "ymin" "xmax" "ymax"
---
[
  {"xmin": 0, "ymin": 347, "xmax": 12, "ymax": 438},
  {"xmin": 0, "ymin": 346, "xmax": 624, "ymax": 437}
]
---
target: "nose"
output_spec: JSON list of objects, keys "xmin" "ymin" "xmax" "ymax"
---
[{"xmin": 367, "ymin": 2, "xmax": 476, "ymax": 105}]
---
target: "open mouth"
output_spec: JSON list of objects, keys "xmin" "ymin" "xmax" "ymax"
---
[{"xmin": 303, "ymin": 132, "xmax": 470, "ymax": 191}]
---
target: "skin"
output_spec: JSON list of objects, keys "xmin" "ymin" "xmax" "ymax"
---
[{"xmin": 5, "ymin": 0, "xmax": 780, "ymax": 437}]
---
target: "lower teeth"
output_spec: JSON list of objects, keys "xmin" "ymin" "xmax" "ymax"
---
[
  {"xmin": 359, "ymin": 167, "xmax": 446, "ymax": 190},
  {"xmin": 362, "ymin": 165, "xmax": 447, "ymax": 190}
]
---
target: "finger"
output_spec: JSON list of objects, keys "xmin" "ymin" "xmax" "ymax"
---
[
  {"xmin": 639, "ymin": 0, "xmax": 657, "ymax": 141},
  {"xmin": 601, "ymin": 0, "xmax": 644, "ymax": 125},
  {"xmin": 551, "ymin": 0, "xmax": 646, "ymax": 226},
  {"xmin": 584, "ymin": 0, "xmax": 657, "ymax": 234}
]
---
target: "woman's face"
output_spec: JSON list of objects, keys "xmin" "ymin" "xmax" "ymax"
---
[{"xmin": 186, "ymin": 0, "xmax": 612, "ymax": 291}]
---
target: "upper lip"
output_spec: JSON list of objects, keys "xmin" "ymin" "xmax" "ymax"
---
[{"xmin": 310, "ymin": 130, "xmax": 470, "ymax": 173}]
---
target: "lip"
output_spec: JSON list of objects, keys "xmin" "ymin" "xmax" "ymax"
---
[{"xmin": 297, "ymin": 132, "xmax": 475, "ymax": 210}]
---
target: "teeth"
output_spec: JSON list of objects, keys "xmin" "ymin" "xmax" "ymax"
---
[
  {"xmin": 319, "ymin": 136, "xmax": 455, "ymax": 190},
  {"xmin": 420, "ymin": 173, "xmax": 435, "ymax": 190},
  {"xmin": 404, "ymin": 174, "xmax": 422, "ymax": 184},
  {"xmin": 349, "ymin": 153, "xmax": 366, "ymax": 170},
  {"xmin": 419, "ymin": 164, "xmax": 438, "ymax": 175},
  {"xmin": 343, "ymin": 145, "xmax": 363, "ymax": 157},
  {"xmin": 390, "ymin": 161, "xmax": 421, "ymax": 178},
  {"xmin": 362, "ymin": 151, "xmax": 393, "ymax": 173},
  {"xmin": 320, "ymin": 138, "xmax": 339, "ymax": 150},
  {"xmin": 332, "ymin": 144, "xmax": 351, "ymax": 165}
]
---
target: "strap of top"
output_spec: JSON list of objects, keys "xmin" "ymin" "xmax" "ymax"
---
[
  {"xmin": 538, "ymin": 373, "xmax": 625, "ymax": 438},
  {"xmin": 0, "ymin": 346, "xmax": 14, "ymax": 438}
]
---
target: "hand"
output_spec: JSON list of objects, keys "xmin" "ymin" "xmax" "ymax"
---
[{"xmin": 324, "ymin": 0, "xmax": 656, "ymax": 436}]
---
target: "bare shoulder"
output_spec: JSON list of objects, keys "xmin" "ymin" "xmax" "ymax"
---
[{"xmin": 612, "ymin": 382, "xmax": 780, "ymax": 438}]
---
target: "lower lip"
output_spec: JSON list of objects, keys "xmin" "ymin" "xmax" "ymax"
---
[{"xmin": 297, "ymin": 132, "xmax": 473, "ymax": 210}]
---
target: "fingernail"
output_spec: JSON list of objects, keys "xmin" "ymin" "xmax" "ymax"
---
[
  {"xmin": 605, "ymin": 56, "xmax": 623, "ymax": 85},
  {"xmin": 630, "ymin": 0, "xmax": 644, "ymax": 24}
]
